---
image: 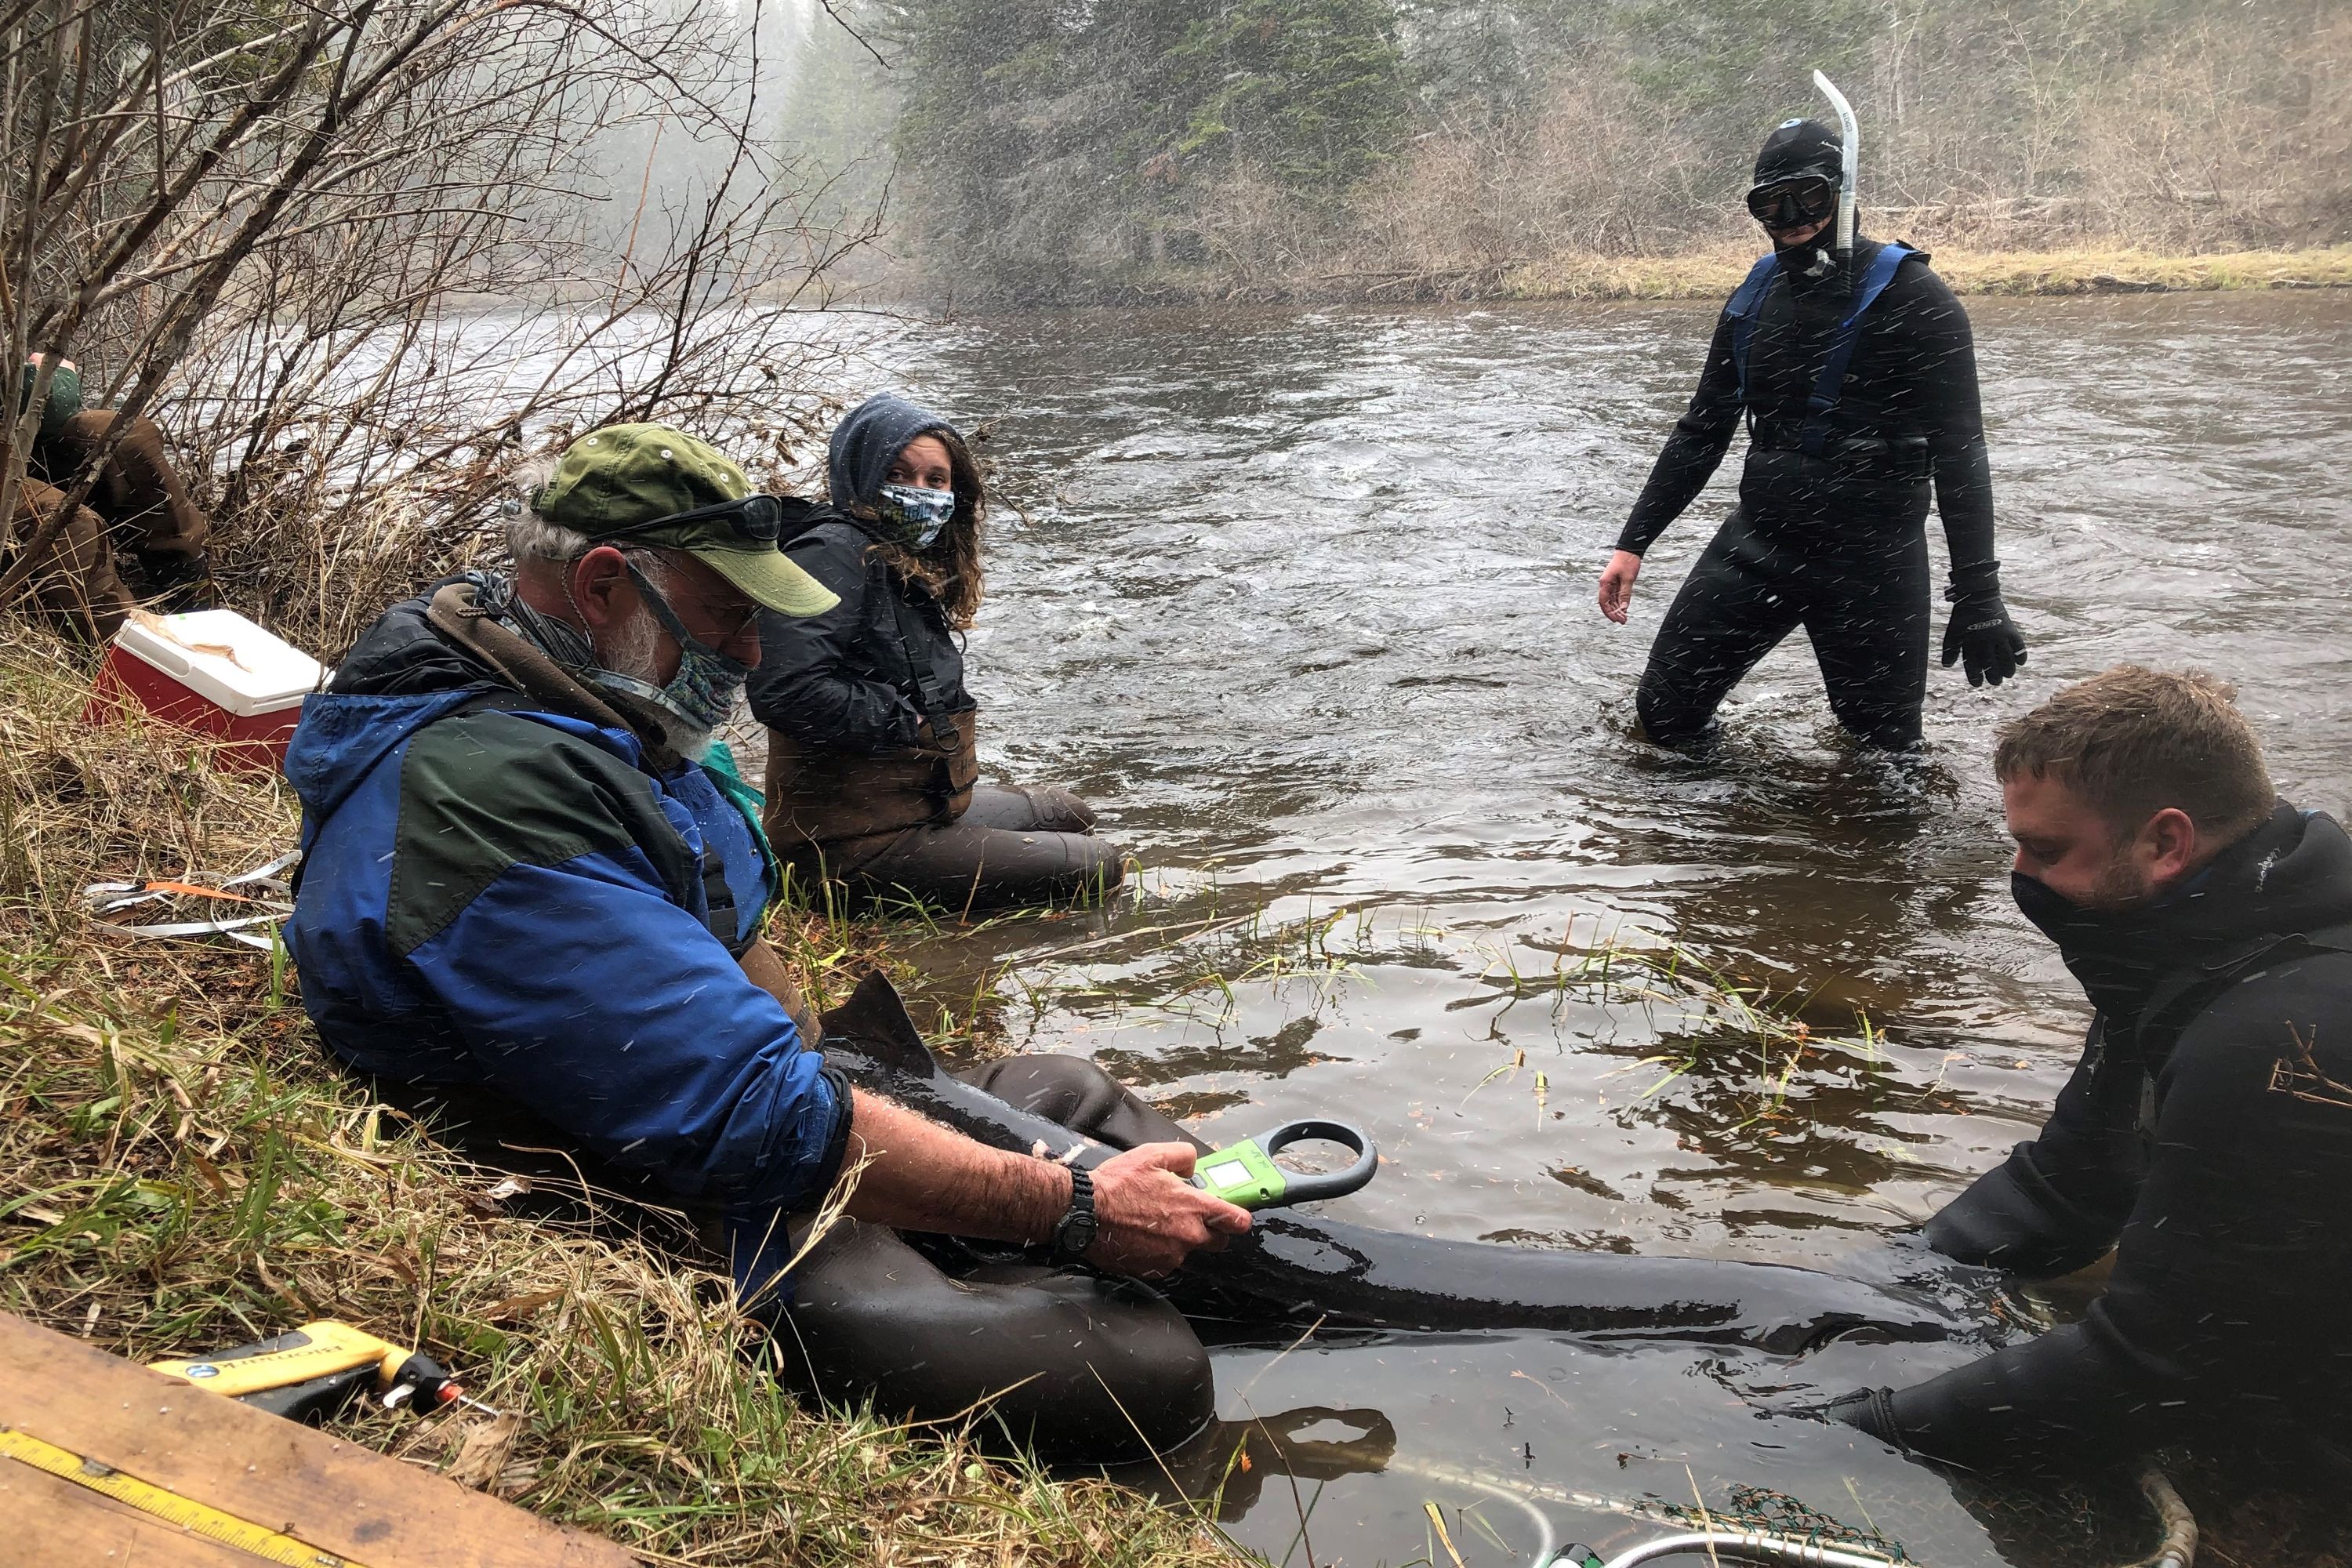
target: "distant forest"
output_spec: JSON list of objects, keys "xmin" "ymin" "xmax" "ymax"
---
[{"xmin": 780, "ymin": 0, "xmax": 2348, "ymax": 303}]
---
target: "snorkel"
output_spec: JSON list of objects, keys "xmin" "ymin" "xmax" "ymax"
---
[{"xmin": 1810, "ymin": 69, "xmax": 1859, "ymax": 277}]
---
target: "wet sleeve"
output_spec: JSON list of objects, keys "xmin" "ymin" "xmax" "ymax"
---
[
  {"xmin": 1899, "ymin": 266, "xmax": 1999, "ymax": 593},
  {"xmin": 1880, "ymin": 971, "xmax": 2352, "ymax": 1467},
  {"xmin": 1924, "ymin": 1022, "xmax": 2143, "ymax": 1276},
  {"xmin": 746, "ymin": 530, "xmax": 924, "ymax": 753},
  {"xmin": 1615, "ymin": 307, "xmax": 1743, "ymax": 557}
]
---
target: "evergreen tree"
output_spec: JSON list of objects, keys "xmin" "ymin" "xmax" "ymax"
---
[
  {"xmin": 889, "ymin": 0, "xmax": 1410, "ymax": 299},
  {"xmin": 1149, "ymin": 0, "xmax": 1411, "ymax": 190}
]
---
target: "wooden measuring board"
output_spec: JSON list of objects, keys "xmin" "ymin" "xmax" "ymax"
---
[{"xmin": 0, "ymin": 1312, "xmax": 634, "ymax": 1568}]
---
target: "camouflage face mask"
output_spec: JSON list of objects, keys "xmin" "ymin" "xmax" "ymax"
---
[
  {"xmin": 19, "ymin": 361, "xmax": 82, "ymax": 441},
  {"xmin": 875, "ymin": 483, "xmax": 956, "ymax": 549},
  {"xmin": 587, "ymin": 561, "xmax": 751, "ymax": 759}
]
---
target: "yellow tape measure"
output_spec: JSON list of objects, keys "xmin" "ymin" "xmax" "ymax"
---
[
  {"xmin": 0, "ymin": 1426, "xmax": 374, "ymax": 1567},
  {"xmin": 150, "ymin": 1319, "xmax": 407, "ymax": 1400}
]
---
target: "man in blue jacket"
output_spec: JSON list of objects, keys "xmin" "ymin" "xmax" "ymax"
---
[{"xmin": 285, "ymin": 425, "xmax": 1247, "ymax": 1449}]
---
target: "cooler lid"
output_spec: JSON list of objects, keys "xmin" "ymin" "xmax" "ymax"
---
[{"xmin": 113, "ymin": 609, "xmax": 329, "ymax": 718}]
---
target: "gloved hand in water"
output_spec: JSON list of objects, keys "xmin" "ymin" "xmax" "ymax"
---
[{"xmin": 1941, "ymin": 568, "xmax": 2027, "ymax": 688}]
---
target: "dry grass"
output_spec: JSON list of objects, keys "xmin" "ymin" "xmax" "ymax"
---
[
  {"xmin": 1929, "ymin": 245, "xmax": 2352, "ymax": 296},
  {"xmin": 1496, "ymin": 243, "xmax": 2352, "ymax": 303},
  {"xmin": 0, "ymin": 619, "xmax": 1243, "ymax": 1566}
]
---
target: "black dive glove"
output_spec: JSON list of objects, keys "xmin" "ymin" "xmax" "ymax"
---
[{"xmin": 1941, "ymin": 568, "xmax": 2027, "ymax": 688}]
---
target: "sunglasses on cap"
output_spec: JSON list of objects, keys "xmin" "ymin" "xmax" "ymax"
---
[
  {"xmin": 1745, "ymin": 177, "xmax": 1838, "ymax": 228},
  {"xmin": 595, "ymin": 492, "xmax": 789, "ymax": 547}
]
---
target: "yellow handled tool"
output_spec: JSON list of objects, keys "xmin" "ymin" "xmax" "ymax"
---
[{"xmin": 150, "ymin": 1319, "xmax": 497, "ymax": 1421}]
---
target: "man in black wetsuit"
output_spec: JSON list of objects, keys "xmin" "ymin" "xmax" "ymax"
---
[
  {"xmin": 1830, "ymin": 666, "xmax": 2352, "ymax": 1468},
  {"xmin": 1595, "ymin": 118, "xmax": 2026, "ymax": 750}
]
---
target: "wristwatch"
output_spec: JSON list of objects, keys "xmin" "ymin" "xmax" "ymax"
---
[{"xmin": 1049, "ymin": 1166, "xmax": 1097, "ymax": 1261}]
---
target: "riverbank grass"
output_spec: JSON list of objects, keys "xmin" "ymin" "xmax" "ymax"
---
[
  {"xmin": 0, "ymin": 620, "xmax": 1236, "ymax": 1566},
  {"xmin": 1501, "ymin": 243, "xmax": 2352, "ymax": 301}
]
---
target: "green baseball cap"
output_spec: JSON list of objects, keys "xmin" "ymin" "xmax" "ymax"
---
[{"xmin": 535, "ymin": 423, "xmax": 838, "ymax": 617}]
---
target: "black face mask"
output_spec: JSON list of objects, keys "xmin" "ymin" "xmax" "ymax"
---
[
  {"xmin": 2011, "ymin": 869, "xmax": 2174, "ymax": 1028},
  {"xmin": 2012, "ymin": 869, "xmax": 2123, "ymax": 943}
]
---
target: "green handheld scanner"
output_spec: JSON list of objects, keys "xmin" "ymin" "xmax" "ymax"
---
[{"xmin": 1191, "ymin": 1118, "xmax": 1378, "ymax": 1210}]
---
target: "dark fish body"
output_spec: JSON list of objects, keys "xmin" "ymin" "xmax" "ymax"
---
[{"xmin": 821, "ymin": 975, "xmax": 1976, "ymax": 1353}]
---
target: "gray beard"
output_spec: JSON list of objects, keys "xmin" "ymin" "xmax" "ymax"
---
[
  {"xmin": 583, "ymin": 616, "xmax": 720, "ymax": 761},
  {"xmin": 474, "ymin": 570, "xmax": 714, "ymax": 759}
]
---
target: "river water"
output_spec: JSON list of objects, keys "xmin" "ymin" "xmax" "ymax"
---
[{"xmin": 788, "ymin": 292, "xmax": 2352, "ymax": 1566}]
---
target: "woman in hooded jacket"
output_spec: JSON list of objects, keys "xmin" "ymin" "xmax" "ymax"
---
[{"xmin": 749, "ymin": 393, "xmax": 1124, "ymax": 912}]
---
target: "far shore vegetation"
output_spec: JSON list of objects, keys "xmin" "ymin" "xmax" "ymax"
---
[
  {"xmin": 975, "ymin": 242, "xmax": 2352, "ymax": 309},
  {"xmin": 784, "ymin": 0, "xmax": 2350, "ymax": 311},
  {"xmin": 1496, "ymin": 242, "xmax": 2352, "ymax": 305}
]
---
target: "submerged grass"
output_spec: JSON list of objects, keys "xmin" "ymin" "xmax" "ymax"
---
[
  {"xmin": 0, "ymin": 619, "xmax": 1243, "ymax": 1566},
  {"xmin": 980, "ymin": 884, "xmax": 1875, "ymax": 1136}
]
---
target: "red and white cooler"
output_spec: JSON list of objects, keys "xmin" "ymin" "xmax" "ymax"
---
[{"xmin": 87, "ymin": 609, "xmax": 328, "ymax": 771}]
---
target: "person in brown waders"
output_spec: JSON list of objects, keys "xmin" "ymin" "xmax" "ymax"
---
[
  {"xmin": 749, "ymin": 393, "xmax": 1125, "ymax": 913},
  {"xmin": 9, "ymin": 354, "xmax": 216, "ymax": 639}
]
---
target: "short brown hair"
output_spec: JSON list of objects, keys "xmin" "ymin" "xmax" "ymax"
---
[{"xmin": 1994, "ymin": 665, "xmax": 2274, "ymax": 844}]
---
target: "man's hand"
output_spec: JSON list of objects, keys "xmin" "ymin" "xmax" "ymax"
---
[
  {"xmin": 840, "ymin": 1097, "xmax": 1247, "ymax": 1276},
  {"xmin": 1596, "ymin": 550, "xmax": 1642, "ymax": 624},
  {"xmin": 1084, "ymin": 1142, "xmax": 1251, "ymax": 1277}
]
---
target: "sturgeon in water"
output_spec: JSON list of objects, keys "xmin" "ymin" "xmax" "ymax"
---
[{"xmin": 821, "ymin": 972, "xmax": 1982, "ymax": 1354}]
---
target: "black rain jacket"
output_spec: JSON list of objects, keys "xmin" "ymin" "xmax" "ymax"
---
[{"xmin": 746, "ymin": 509, "xmax": 971, "ymax": 753}]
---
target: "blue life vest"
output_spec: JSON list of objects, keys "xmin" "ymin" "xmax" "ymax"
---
[{"xmin": 1724, "ymin": 241, "xmax": 1918, "ymax": 459}]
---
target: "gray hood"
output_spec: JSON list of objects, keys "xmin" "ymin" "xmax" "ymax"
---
[{"xmin": 826, "ymin": 392, "xmax": 959, "ymax": 511}]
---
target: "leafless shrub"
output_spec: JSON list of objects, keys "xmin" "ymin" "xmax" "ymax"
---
[
  {"xmin": 2, "ymin": 0, "xmax": 882, "ymax": 655},
  {"xmin": 1324, "ymin": 63, "xmax": 1728, "ymax": 301},
  {"xmin": 2063, "ymin": 13, "xmax": 2350, "ymax": 250},
  {"xmin": 1851, "ymin": 2, "xmax": 2350, "ymax": 252}
]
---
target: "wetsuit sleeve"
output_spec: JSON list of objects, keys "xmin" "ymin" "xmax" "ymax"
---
[
  {"xmin": 1876, "ymin": 966, "xmax": 2352, "ymax": 1467},
  {"xmin": 1900, "ymin": 265, "xmax": 1998, "ymax": 592},
  {"xmin": 746, "ymin": 528, "xmax": 924, "ymax": 753},
  {"xmin": 1924, "ymin": 1021, "xmax": 2141, "ymax": 1276},
  {"xmin": 1615, "ymin": 307, "xmax": 1743, "ymax": 557},
  {"xmin": 387, "ymin": 717, "xmax": 851, "ymax": 1213}
]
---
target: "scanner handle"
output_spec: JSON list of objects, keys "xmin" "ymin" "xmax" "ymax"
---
[{"xmin": 1251, "ymin": 1118, "xmax": 1377, "ymax": 1207}]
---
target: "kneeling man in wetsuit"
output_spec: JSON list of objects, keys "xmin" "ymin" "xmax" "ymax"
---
[
  {"xmin": 284, "ymin": 424, "xmax": 1248, "ymax": 1457},
  {"xmin": 1595, "ymin": 118, "xmax": 2027, "ymax": 750},
  {"xmin": 1831, "ymin": 666, "xmax": 2352, "ymax": 1466}
]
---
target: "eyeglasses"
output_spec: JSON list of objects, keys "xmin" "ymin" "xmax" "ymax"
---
[
  {"xmin": 598, "ymin": 492, "xmax": 789, "ymax": 548},
  {"xmin": 1745, "ymin": 177, "xmax": 1838, "ymax": 228},
  {"xmin": 619, "ymin": 551, "xmax": 763, "ymax": 648}
]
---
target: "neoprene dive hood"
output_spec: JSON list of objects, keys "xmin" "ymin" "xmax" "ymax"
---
[
  {"xmin": 1751, "ymin": 71, "xmax": 1861, "ymax": 275},
  {"xmin": 1751, "ymin": 118, "xmax": 1843, "ymax": 193}
]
